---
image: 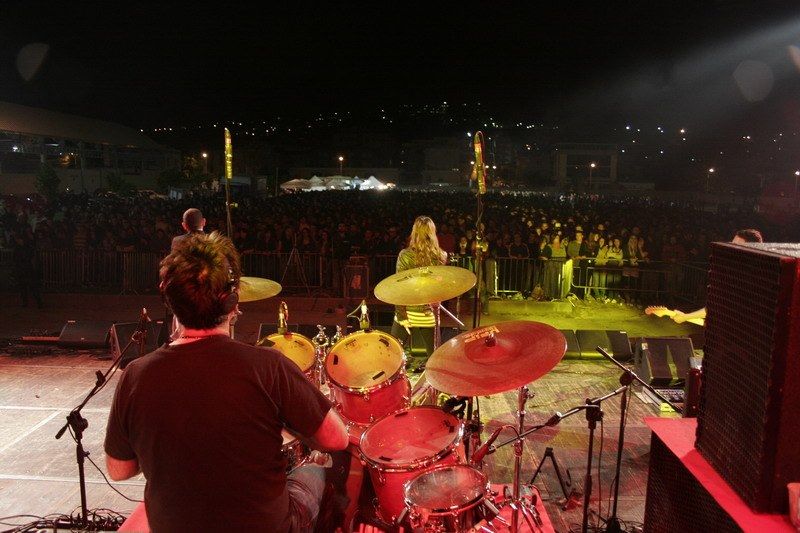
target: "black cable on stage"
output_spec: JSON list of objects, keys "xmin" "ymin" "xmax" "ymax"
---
[
  {"xmin": 597, "ymin": 417, "xmax": 604, "ymax": 529},
  {"xmin": 85, "ymin": 452, "xmax": 143, "ymax": 503}
]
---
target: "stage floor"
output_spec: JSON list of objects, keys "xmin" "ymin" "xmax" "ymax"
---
[{"xmin": 0, "ymin": 292, "xmax": 689, "ymax": 531}]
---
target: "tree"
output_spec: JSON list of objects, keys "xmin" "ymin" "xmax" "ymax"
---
[
  {"xmin": 35, "ymin": 163, "xmax": 60, "ymax": 200},
  {"xmin": 156, "ymin": 168, "xmax": 184, "ymax": 192}
]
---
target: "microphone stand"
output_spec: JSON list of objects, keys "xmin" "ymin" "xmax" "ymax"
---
[
  {"xmin": 595, "ymin": 346, "xmax": 682, "ymax": 533},
  {"xmin": 53, "ymin": 310, "xmax": 148, "ymax": 528}
]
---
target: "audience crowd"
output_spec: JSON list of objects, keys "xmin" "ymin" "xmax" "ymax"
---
[{"xmin": 0, "ymin": 189, "xmax": 787, "ymax": 301}]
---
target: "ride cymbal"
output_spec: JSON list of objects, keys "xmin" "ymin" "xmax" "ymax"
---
[
  {"xmin": 238, "ymin": 277, "xmax": 282, "ymax": 302},
  {"xmin": 374, "ymin": 266, "xmax": 476, "ymax": 306},
  {"xmin": 425, "ymin": 321, "xmax": 566, "ymax": 396}
]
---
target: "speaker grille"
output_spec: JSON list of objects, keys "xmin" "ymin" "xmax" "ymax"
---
[
  {"xmin": 644, "ymin": 435, "xmax": 740, "ymax": 533},
  {"xmin": 696, "ymin": 242, "xmax": 800, "ymax": 512}
]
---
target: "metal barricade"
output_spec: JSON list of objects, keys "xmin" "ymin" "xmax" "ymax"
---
[
  {"xmin": 670, "ymin": 261, "xmax": 708, "ymax": 307},
  {"xmin": 120, "ymin": 252, "xmax": 161, "ymax": 294},
  {"xmin": 571, "ymin": 260, "xmax": 671, "ymax": 303}
]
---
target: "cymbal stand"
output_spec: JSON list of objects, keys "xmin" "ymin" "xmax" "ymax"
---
[
  {"xmin": 509, "ymin": 385, "xmax": 538, "ymax": 532},
  {"xmin": 429, "ymin": 301, "xmax": 465, "ymax": 350}
]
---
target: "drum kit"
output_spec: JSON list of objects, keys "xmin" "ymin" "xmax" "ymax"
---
[{"xmin": 244, "ymin": 267, "xmax": 569, "ymax": 532}]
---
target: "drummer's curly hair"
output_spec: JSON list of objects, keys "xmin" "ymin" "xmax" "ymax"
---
[
  {"xmin": 408, "ymin": 216, "xmax": 447, "ymax": 267},
  {"xmin": 159, "ymin": 231, "xmax": 242, "ymax": 330}
]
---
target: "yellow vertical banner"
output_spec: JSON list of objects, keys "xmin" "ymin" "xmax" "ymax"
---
[
  {"xmin": 224, "ymin": 128, "xmax": 233, "ymax": 180},
  {"xmin": 473, "ymin": 131, "xmax": 486, "ymax": 195}
]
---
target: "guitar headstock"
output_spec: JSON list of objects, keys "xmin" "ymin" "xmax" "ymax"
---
[{"xmin": 645, "ymin": 306, "xmax": 670, "ymax": 317}]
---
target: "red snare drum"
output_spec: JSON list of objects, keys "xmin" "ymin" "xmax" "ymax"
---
[
  {"xmin": 325, "ymin": 330, "xmax": 410, "ymax": 426},
  {"xmin": 263, "ymin": 333, "xmax": 317, "ymax": 382},
  {"xmin": 404, "ymin": 464, "xmax": 498, "ymax": 531},
  {"xmin": 359, "ymin": 406, "xmax": 465, "ymax": 524},
  {"xmin": 281, "ymin": 429, "xmax": 309, "ymax": 473}
]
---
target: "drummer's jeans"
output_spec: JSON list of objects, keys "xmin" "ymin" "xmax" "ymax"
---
[{"xmin": 287, "ymin": 464, "xmax": 325, "ymax": 532}]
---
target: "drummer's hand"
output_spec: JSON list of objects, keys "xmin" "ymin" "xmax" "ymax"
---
[{"xmin": 307, "ymin": 451, "xmax": 332, "ymax": 468}]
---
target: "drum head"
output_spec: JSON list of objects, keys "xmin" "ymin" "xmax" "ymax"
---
[
  {"xmin": 326, "ymin": 330, "xmax": 404, "ymax": 389},
  {"xmin": 266, "ymin": 333, "xmax": 315, "ymax": 372},
  {"xmin": 404, "ymin": 465, "xmax": 487, "ymax": 511},
  {"xmin": 360, "ymin": 406, "xmax": 462, "ymax": 468}
]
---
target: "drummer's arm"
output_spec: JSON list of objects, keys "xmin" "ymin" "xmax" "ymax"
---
[{"xmin": 307, "ymin": 408, "xmax": 348, "ymax": 452}]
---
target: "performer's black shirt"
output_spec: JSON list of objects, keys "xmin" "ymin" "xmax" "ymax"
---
[{"xmin": 104, "ymin": 335, "xmax": 331, "ymax": 532}]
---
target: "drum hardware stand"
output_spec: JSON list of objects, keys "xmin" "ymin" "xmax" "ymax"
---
[
  {"xmin": 312, "ymin": 324, "xmax": 329, "ymax": 387},
  {"xmin": 529, "ymin": 447, "xmax": 580, "ymax": 510},
  {"xmin": 281, "ymin": 239, "xmax": 311, "ymax": 296},
  {"xmin": 596, "ymin": 347, "xmax": 683, "ymax": 533},
  {"xmin": 53, "ymin": 309, "xmax": 147, "ymax": 529}
]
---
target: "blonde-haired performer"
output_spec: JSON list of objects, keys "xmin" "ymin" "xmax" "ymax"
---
[{"xmin": 391, "ymin": 216, "xmax": 448, "ymax": 370}]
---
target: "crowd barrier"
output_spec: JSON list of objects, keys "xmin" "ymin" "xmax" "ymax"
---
[{"xmin": 0, "ymin": 249, "xmax": 709, "ymax": 306}]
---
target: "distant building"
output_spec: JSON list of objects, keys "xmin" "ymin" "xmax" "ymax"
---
[
  {"xmin": 552, "ymin": 143, "xmax": 618, "ymax": 189},
  {"xmin": 0, "ymin": 101, "xmax": 180, "ymax": 194}
]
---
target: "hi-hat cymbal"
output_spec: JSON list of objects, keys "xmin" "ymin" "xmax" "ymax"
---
[
  {"xmin": 425, "ymin": 321, "xmax": 566, "ymax": 396},
  {"xmin": 374, "ymin": 266, "xmax": 476, "ymax": 306},
  {"xmin": 238, "ymin": 277, "xmax": 282, "ymax": 302}
]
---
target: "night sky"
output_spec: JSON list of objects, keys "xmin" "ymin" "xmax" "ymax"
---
[{"xmin": 1, "ymin": 2, "xmax": 800, "ymax": 131}]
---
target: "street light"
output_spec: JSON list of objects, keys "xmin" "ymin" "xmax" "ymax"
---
[
  {"xmin": 706, "ymin": 167, "xmax": 715, "ymax": 192},
  {"xmin": 201, "ymin": 152, "xmax": 208, "ymax": 174},
  {"xmin": 794, "ymin": 170, "xmax": 799, "ymax": 194},
  {"xmin": 589, "ymin": 162, "xmax": 597, "ymax": 190},
  {"xmin": 338, "ymin": 155, "xmax": 344, "ymax": 175}
]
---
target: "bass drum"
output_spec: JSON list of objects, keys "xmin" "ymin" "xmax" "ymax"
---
[
  {"xmin": 263, "ymin": 332, "xmax": 317, "ymax": 382},
  {"xmin": 359, "ymin": 406, "xmax": 465, "ymax": 524},
  {"xmin": 325, "ymin": 330, "xmax": 410, "ymax": 431}
]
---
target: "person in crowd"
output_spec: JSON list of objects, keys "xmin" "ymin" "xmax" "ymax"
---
[
  {"xmin": 605, "ymin": 236, "xmax": 625, "ymax": 301},
  {"xmin": 11, "ymin": 228, "xmax": 43, "ymax": 308},
  {"xmin": 566, "ymin": 229, "xmax": 589, "ymax": 297},
  {"xmin": 170, "ymin": 208, "xmax": 205, "ymax": 251},
  {"xmin": 591, "ymin": 235, "xmax": 609, "ymax": 299},
  {"xmin": 104, "ymin": 232, "xmax": 348, "ymax": 531},
  {"xmin": 541, "ymin": 234, "xmax": 568, "ymax": 300},
  {"xmin": 391, "ymin": 216, "xmax": 448, "ymax": 370}
]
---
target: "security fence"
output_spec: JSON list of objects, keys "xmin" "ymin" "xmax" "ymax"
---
[{"xmin": 0, "ymin": 249, "xmax": 709, "ymax": 307}]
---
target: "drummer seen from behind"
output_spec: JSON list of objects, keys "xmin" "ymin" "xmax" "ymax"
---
[
  {"xmin": 104, "ymin": 231, "xmax": 348, "ymax": 532},
  {"xmin": 391, "ymin": 216, "xmax": 448, "ymax": 371}
]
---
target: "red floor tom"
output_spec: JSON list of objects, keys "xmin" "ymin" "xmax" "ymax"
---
[{"xmin": 359, "ymin": 406, "xmax": 465, "ymax": 524}]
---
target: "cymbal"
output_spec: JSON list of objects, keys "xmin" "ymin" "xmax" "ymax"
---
[
  {"xmin": 374, "ymin": 266, "xmax": 476, "ymax": 306},
  {"xmin": 425, "ymin": 321, "xmax": 566, "ymax": 396},
  {"xmin": 238, "ymin": 277, "xmax": 282, "ymax": 302}
]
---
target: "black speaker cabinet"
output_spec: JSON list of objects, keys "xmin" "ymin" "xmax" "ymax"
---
[
  {"xmin": 559, "ymin": 329, "xmax": 581, "ymax": 357},
  {"xmin": 111, "ymin": 321, "xmax": 166, "ymax": 369},
  {"xmin": 635, "ymin": 337, "xmax": 694, "ymax": 387},
  {"xmin": 58, "ymin": 320, "xmax": 113, "ymax": 349},
  {"xmin": 576, "ymin": 329, "xmax": 632, "ymax": 359},
  {"xmin": 696, "ymin": 242, "xmax": 800, "ymax": 512}
]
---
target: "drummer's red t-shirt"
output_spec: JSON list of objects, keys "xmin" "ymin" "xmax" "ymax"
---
[{"xmin": 104, "ymin": 335, "xmax": 331, "ymax": 532}]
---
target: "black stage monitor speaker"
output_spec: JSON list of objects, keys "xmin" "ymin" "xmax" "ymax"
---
[
  {"xmin": 58, "ymin": 320, "xmax": 113, "ymax": 349},
  {"xmin": 576, "ymin": 329, "xmax": 632, "ymax": 359},
  {"xmin": 559, "ymin": 329, "xmax": 581, "ymax": 357},
  {"xmin": 635, "ymin": 337, "xmax": 694, "ymax": 387},
  {"xmin": 696, "ymin": 242, "xmax": 800, "ymax": 513},
  {"xmin": 111, "ymin": 321, "xmax": 166, "ymax": 369}
]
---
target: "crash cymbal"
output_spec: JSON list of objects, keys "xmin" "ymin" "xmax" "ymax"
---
[
  {"xmin": 425, "ymin": 321, "xmax": 566, "ymax": 396},
  {"xmin": 238, "ymin": 277, "xmax": 282, "ymax": 302},
  {"xmin": 374, "ymin": 266, "xmax": 476, "ymax": 306}
]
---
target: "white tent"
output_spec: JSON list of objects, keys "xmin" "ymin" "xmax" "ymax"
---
[
  {"xmin": 360, "ymin": 175, "xmax": 387, "ymax": 190},
  {"xmin": 280, "ymin": 178, "xmax": 312, "ymax": 191}
]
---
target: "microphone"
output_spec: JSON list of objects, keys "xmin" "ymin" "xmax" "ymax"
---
[{"xmin": 470, "ymin": 426, "xmax": 504, "ymax": 465}]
